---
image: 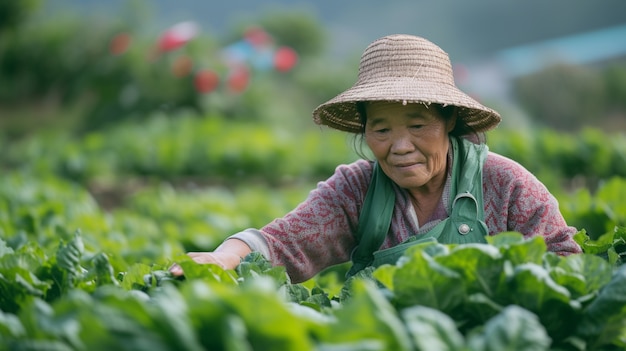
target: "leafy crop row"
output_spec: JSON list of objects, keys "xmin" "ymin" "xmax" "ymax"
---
[
  {"xmin": 1, "ymin": 228, "xmax": 625, "ymax": 350},
  {"xmin": 1, "ymin": 171, "xmax": 626, "ymax": 350},
  {"xmin": 2, "ymin": 114, "xmax": 357, "ymax": 185},
  {"xmin": 3, "ymin": 115, "xmax": 626, "ymax": 189},
  {"xmin": 488, "ymin": 128, "xmax": 626, "ymax": 191}
]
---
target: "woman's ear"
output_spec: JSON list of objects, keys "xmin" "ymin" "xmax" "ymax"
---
[{"xmin": 446, "ymin": 107, "xmax": 457, "ymax": 133}]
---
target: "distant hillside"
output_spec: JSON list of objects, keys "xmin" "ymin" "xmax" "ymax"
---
[{"xmin": 44, "ymin": 0, "xmax": 626, "ymax": 61}]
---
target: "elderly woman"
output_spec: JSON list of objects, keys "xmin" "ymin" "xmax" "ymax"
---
[{"xmin": 170, "ymin": 34, "xmax": 582, "ymax": 283}]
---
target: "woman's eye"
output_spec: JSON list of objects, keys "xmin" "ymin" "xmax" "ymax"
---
[
  {"xmin": 410, "ymin": 125, "xmax": 424, "ymax": 130},
  {"xmin": 375, "ymin": 128, "xmax": 389, "ymax": 134}
]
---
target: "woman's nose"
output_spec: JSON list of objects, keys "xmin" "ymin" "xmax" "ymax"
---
[{"xmin": 390, "ymin": 131, "xmax": 415, "ymax": 154}]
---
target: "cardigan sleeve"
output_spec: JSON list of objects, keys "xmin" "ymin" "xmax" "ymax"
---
[
  {"xmin": 257, "ymin": 160, "xmax": 373, "ymax": 283},
  {"xmin": 482, "ymin": 152, "xmax": 582, "ymax": 255}
]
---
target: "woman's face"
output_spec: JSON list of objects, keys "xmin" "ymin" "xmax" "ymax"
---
[{"xmin": 364, "ymin": 101, "xmax": 456, "ymax": 193}]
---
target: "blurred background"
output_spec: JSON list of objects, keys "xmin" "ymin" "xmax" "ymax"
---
[
  {"xmin": 2, "ymin": 0, "xmax": 626, "ymax": 135},
  {"xmin": 1, "ymin": 0, "xmax": 625, "ymax": 234},
  {"xmin": 0, "ymin": 0, "xmax": 625, "ymax": 266}
]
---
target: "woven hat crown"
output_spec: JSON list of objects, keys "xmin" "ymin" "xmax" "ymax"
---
[
  {"xmin": 313, "ymin": 34, "xmax": 501, "ymax": 133},
  {"xmin": 357, "ymin": 35, "xmax": 454, "ymax": 87}
]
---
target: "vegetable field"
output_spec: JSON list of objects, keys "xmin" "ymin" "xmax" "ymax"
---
[
  {"xmin": 3, "ymin": 3, "xmax": 626, "ymax": 349},
  {"xmin": 1, "ymin": 113, "xmax": 626, "ymax": 351}
]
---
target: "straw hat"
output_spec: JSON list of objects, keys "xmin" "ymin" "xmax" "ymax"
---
[{"xmin": 312, "ymin": 34, "xmax": 501, "ymax": 133}]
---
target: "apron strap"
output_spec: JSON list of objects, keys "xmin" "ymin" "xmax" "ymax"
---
[
  {"xmin": 438, "ymin": 137, "xmax": 489, "ymax": 244},
  {"xmin": 346, "ymin": 162, "xmax": 396, "ymax": 277}
]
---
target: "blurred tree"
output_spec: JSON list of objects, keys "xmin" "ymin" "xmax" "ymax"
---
[
  {"xmin": 259, "ymin": 11, "xmax": 326, "ymax": 58},
  {"xmin": 0, "ymin": 0, "xmax": 40, "ymax": 33},
  {"xmin": 513, "ymin": 64, "xmax": 607, "ymax": 131},
  {"xmin": 0, "ymin": 4, "xmax": 341, "ymax": 136},
  {"xmin": 255, "ymin": 11, "xmax": 327, "ymax": 58},
  {"xmin": 604, "ymin": 63, "xmax": 626, "ymax": 112}
]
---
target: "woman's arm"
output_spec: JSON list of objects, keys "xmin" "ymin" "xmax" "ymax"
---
[
  {"xmin": 483, "ymin": 153, "xmax": 582, "ymax": 255},
  {"xmin": 170, "ymin": 160, "xmax": 374, "ymax": 281},
  {"xmin": 258, "ymin": 160, "xmax": 372, "ymax": 282}
]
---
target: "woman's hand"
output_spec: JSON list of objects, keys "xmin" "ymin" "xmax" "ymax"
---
[
  {"xmin": 169, "ymin": 251, "xmax": 242, "ymax": 276},
  {"xmin": 169, "ymin": 239, "xmax": 253, "ymax": 277}
]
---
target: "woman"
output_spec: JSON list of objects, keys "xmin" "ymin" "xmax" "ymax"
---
[{"xmin": 170, "ymin": 34, "xmax": 582, "ymax": 283}]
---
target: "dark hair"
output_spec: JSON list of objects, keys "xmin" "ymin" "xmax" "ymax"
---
[{"xmin": 352, "ymin": 101, "xmax": 485, "ymax": 158}]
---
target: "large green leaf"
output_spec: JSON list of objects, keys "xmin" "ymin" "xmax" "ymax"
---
[
  {"xmin": 509, "ymin": 263, "xmax": 572, "ymax": 310},
  {"xmin": 236, "ymin": 251, "xmax": 290, "ymax": 286},
  {"xmin": 509, "ymin": 263, "xmax": 582, "ymax": 343},
  {"xmin": 182, "ymin": 279, "xmax": 318, "ymax": 351},
  {"xmin": 575, "ymin": 229, "xmax": 616, "ymax": 255},
  {"xmin": 283, "ymin": 283, "xmax": 310, "ymax": 303},
  {"xmin": 392, "ymin": 246, "xmax": 465, "ymax": 312},
  {"xmin": 467, "ymin": 305, "xmax": 551, "ymax": 351},
  {"xmin": 488, "ymin": 233, "xmax": 546, "ymax": 266},
  {"xmin": 0, "ymin": 309, "xmax": 25, "ymax": 338},
  {"xmin": 178, "ymin": 281, "xmax": 238, "ymax": 350},
  {"xmin": 0, "ymin": 270, "xmax": 50, "ymax": 313},
  {"xmin": 120, "ymin": 263, "xmax": 153, "ymax": 291},
  {"xmin": 223, "ymin": 315, "xmax": 253, "ymax": 351},
  {"xmin": 463, "ymin": 292, "xmax": 504, "ymax": 325},
  {"xmin": 577, "ymin": 265, "xmax": 626, "ymax": 348},
  {"xmin": 16, "ymin": 297, "xmax": 86, "ymax": 350},
  {"xmin": 325, "ymin": 279, "xmax": 412, "ymax": 351},
  {"xmin": 55, "ymin": 231, "xmax": 85, "ymax": 285},
  {"xmin": 549, "ymin": 252, "xmax": 613, "ymax": 299},
  {"xmin": 435, "ymin": 244, "xmax": 503, "ymax": 297},
  {"xmin": 0, "ymin": 241, "xmax": 47, "ymax": 274},
  {"xmin": 372, "ymin": 264, "xmax": 396, "ymax": 291},
  {"xmin": 0, "ymin": 239, "xmax": 14, "ymax": 258},
  {"xmin": 486, "ymin": 231, "xmax": 527, "ymax": 247},
  {"xmin": 82, "ymin": 287, "xmax": 180, "ymax": 351},
  {"xmin": 401, "ymin": 305, "xmax": 465, "ymax": 351},
  {"xmin": 90, "ymin": 252, "xmax": 119, "ymax": 287},
  {"xmin": 0, "ymin": 240, "xmax": 52, "ymax": 312},
  {"xmin": 222, "ymin": 279, "xmax": 318, "ymax": 351},
  {"xmin": 144, "ymin": 285, "xmax": 205, "ymax": 351}
]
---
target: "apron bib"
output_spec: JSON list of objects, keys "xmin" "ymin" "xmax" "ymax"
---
[{"xmin": 347, "ymin": 137, "xmax": 489, "ymax": 277}]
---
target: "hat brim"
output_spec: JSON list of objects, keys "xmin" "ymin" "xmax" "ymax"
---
[{"xmin": 313, "ymin": 78, "xmax": 501, "ymax": 133}]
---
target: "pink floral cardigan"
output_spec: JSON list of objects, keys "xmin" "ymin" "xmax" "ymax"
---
[{"xmin": 228, "ymin": 152, "xmax": 582, "ymax": 283}]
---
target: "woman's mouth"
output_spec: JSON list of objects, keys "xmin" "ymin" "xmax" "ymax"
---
[
  {"xmin": 395, "ymin": 161, "xmax": 419, "ymax": 168},
  {"xmin": 394, "ymin": 162, "xmax": 422, "ymax": 171}
]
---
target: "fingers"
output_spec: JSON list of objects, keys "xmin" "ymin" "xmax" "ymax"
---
[
  {"xmin": 169, "ymin": 263, "xmax": 184, "ymax": 276},
  {"xmin": 187, "ymin": 252, "xmax": 220, "ymax": 265},
  {"xmin": 168, "ymin": 252, "xmax": 224, "ymax": 277}
]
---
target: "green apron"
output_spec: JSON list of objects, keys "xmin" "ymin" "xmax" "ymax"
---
[{"xmin": 346, "ymin": 136, "xmax": 489, "ymax": 277}]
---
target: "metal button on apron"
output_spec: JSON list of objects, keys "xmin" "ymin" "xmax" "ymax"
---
[{"xmin": 458, "ymin": 224, "xmax": 471, "ymax": 235}]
